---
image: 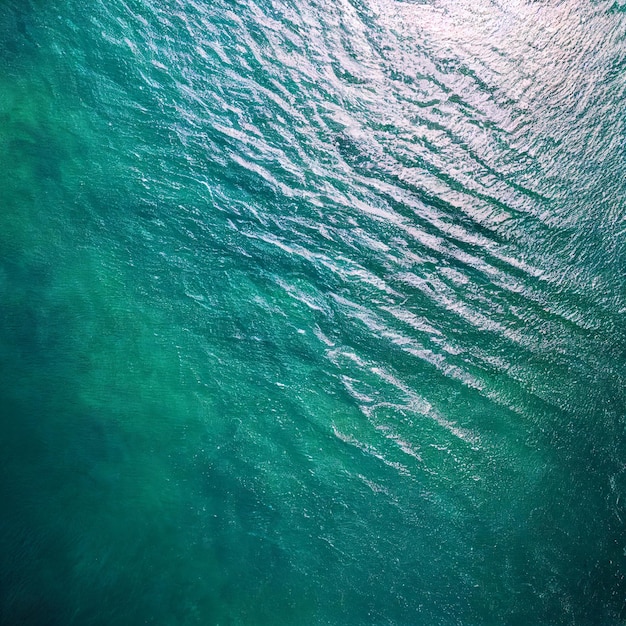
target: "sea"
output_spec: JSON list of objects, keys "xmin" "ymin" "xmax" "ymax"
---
[{"xmin": 1, "ymin": 0, "xmax": 625, "ymax": 623}]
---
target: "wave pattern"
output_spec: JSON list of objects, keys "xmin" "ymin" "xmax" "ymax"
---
[{"xmin": 2, "ymin": 0, "xmax": 626, "ymax": 623}]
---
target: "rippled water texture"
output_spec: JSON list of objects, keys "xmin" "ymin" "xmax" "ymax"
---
[{"xmin": 1, "ymin": 0, "xmax": 625, "ymax": 623}]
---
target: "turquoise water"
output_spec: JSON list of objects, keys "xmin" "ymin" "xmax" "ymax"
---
[{"xmin": 1, "ymin": 0, "xmax": 625, "ymax": 623}]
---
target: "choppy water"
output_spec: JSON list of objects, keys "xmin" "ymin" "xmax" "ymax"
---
[{"xmin": 1, "ymin": 0, "xmax": 625, "ymax": 623}]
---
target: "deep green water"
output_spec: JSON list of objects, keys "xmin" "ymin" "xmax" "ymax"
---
[{"xmin": 1, "ymin": 0, "xmax": 625, "ymax": 623}]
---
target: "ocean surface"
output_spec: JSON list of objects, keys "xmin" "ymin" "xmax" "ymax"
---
[{"xmin": 1, "ymin": 0, "xmax": 625, "ymax": 624}]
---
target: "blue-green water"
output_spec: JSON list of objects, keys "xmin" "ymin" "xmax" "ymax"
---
[{"xmin": 1, "ymin": 0, "xmax": 625, "ymax": 623}]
